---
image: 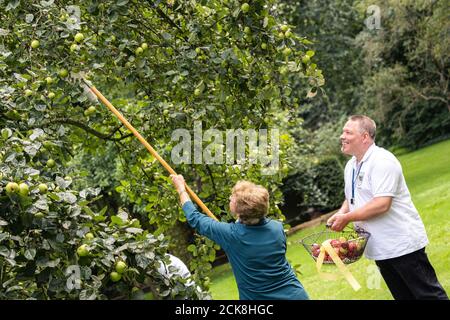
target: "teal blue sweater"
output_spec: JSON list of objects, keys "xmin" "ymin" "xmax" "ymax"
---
[{"xmin": 182, "ymin": 201, "xmax": 309, "ymax": 300}]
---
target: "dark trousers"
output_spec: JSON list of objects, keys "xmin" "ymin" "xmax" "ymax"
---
[{"xmin": 375, "ymin": 247, "xmax": 448, "ymax": 300}]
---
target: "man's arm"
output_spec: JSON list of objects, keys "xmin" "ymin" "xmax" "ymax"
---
[
  {"xmin": 339, "ymin": 199, "xmax": 350, "ymax": 214},
  {"xmin": 327, "ymin": 199, "xmax": 350, "ymax": 225},
  {"xmin": 330, "ymin": 196, "xmax": 392, "ymax": 231}
]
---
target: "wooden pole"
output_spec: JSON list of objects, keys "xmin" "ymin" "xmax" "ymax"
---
[{"xmin": 85, "ymin": 82, "xmax": 218, "ymax": 221}]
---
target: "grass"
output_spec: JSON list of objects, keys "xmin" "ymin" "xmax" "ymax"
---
[{"xmin": 208, "ymin": 139, "xmax": 450, "ymax": 300}]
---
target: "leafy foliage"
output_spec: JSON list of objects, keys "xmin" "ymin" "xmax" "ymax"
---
[
  {"xmin": 281, "ymin": 156, "xmax": 344, "ymax": 224},
  {"xmin": 355, "ymin": 0, "xmax": 450, "ymax": 149},
  {"xmin": 278, "ymin": 0, "xmax": 449, "ymax": 218},
  {"xmin": 0, "ymin": 0, "xmax": 323, "ymax": 298}
]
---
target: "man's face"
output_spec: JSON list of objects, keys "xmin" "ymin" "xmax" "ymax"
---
[{"xmin": 340, "ymin": 120, "xmax": 366, "ymax": 156}]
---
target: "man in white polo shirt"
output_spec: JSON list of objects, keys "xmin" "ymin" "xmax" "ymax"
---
[{"xmin": 328, "ymin": 115, "xmax": 448, "ymax": 300}]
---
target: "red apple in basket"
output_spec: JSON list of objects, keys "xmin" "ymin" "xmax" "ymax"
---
[
  {"xmin": 311, "ymin": 243, "xmax": 321, "ymax": 258},
  {"xmin": 347, "ymin": 241, "xmax": 358, "ymax": 258},
  {"xmin": 330, "ymin": 239, "xmax": 341, "ymax": 248},
  {"xmin": 348, "ymin": 241, "xmax": 357, "ymax": 252},
  {"xmin": 312, "ymin": 248, "xmax": 320, "ymax": 258}
]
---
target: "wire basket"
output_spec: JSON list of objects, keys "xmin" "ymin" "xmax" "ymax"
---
[{"xmin": 300, "ymin": 226, "xmax": 371, "ymax": 265}]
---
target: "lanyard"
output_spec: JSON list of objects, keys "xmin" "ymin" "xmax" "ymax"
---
[{"xmin": 351, "ymin": 162, "xmax": 363, "ymax": 205}]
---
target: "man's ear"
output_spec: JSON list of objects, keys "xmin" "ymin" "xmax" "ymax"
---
[{"xmin": 363, "ymin": 132, "xmax": 370, "ymax": 142}]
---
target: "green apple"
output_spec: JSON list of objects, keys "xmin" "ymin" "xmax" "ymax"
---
[
  {"xmin": 47, "ymin": 92, "xmax": 56, "ymax": 100},
  {"xmin": 46, "ymin": 159, "xmax": 55, "ymax": 168},
  {"xmin": 131, "ymin": 286, "xmax": 140, "ymax": 293},
  {"xmin": 5, "ymin": 182, "xmax": 19, "ymax": 194},
  {"xmin": 135, "ymin": 47, "xmax": 143, "ymax": 55},
  {"xmin": 84, "ymin": 106, "xmax": 96, "ymax": 116},
  {"xmin": 31, "ymin": 40, "xmax": 40, "ymax": 49},
  {"xmin": 283, "ymin": 47, "xmax": 292, "ymax": 56},
  {"xmin": 302, "ymin": 55, "xmax": 310, "ymax": 64},
  {"xmin": 261, "ymin": 43, "xmax": 267, "ymax": 50},
  {"xmin": 280, "ymin": 25, "xmax": 289, "ymax": 32},
  {"xmin": 110, "ymin": 271, "xmax": 122, "ymax": 282},
  {"xmin": 194, "ymin": 88, "xmax": 201, "ymax": 96},
  {"xmin": 34, "ymin": 212, "xmax": 45, "ymax": 219},
  {"xmin": 279, "ymin": 66, "xmax": 288, "ymax": 75},
  {"xmin": 141, "ymin": 42, "xmax": 148, "ymax": 50},
  {"xmin": 18, "ymin": 183, "xmax": 29, "ymax": 196},
  {"xmin": 241, "ymin": 3, "xmax": 250, "ymax": 13},
  {"xmin": 195, "ymin": 47, "xmax": 201, "ymax": 54},
  {"xmin": 58, "ymin": 69, "xmax": 69, "ymax": 78},
  {"xmin": 244, "ymin": 26, "xmax": 251, "ymax": 34},
  {"xmin": 74, "ymin": 33, "xmax": 84, "ymax": 43},
  {"xmin": 24, "ymin": 89, "xmax": 33, "ymax": 97},
  {"xmin": 1, "ymin": 128, "xmax": 10, "ymax": 139},
  {"xmin": 85, "ymin": 232, "xmax": 94, "ymax": 240},
  {"xmin": 70, "ymin": 43, "xmax": 79, "ymax": 52},
  {"xmin": 45, "ymin": 77, "xmax": 54, "ymax": 85},
  {"xmin": 115, "ymin": 261, "xmax": 127, "ymax": 274},
  {"xmin": 38, "ymin": 183, "xmax": 48, "ymax": 194},
  {"xmin": 77, "ymin": 244, "xmax": 89, "ymax": 257},
  {"xmin": 60, "ymin": 13, "xmax": 68, "ymax": 22}
]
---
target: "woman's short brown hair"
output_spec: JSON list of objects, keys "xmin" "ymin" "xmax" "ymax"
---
[{"xmin": 231, "ymin": 181, "xmax": 269, "ymax": 225}]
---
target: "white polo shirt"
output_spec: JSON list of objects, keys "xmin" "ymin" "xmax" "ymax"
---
[{"xmin": 344, "ymin": 144, "xmax": 428, "ymax": 260}]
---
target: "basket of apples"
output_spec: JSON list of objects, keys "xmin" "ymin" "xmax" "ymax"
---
[{"xmin": 300, "ymin": 226, "xmax": 370, "ymax": 264}]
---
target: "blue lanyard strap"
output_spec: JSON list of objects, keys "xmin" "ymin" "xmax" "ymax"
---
[{"xmin": 351, "ymin": 162, "xmax": 364, "ymax": 202}]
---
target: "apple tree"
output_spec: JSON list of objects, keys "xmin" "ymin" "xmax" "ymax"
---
[{"xmin": 0, "ymin": 0, "xmax": 323, "ymax": 298}]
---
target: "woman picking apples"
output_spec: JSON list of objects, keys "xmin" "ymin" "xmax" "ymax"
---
[{"xmin": 171, "ymin": 175, "xmax": 309, "ymax": 300}]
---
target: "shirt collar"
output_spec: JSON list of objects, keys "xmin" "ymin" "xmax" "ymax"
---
[
  {"xmin": 236, "ymin": 217, "xmax": 269, "ymax": 226},
  {"xmin": 352, "ymin": 143, "xmax": 376, "ymax": 165}
]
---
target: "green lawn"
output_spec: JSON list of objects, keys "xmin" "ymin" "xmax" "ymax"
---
[{"xmin": 209, "ymin": 139, "xmax": 450, "ymax": 300}]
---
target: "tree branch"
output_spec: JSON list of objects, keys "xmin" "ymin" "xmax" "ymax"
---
[
  {"xmin": 41, "ymin": 118, "xmax": 133, "ymax": 141},
  {"xmin": 205, "ymin": 164, "xmax": 217, "ymax": 194},
  {"xmin": 411, "ymin": 89, "xmax": 449, "ymax": 106}
]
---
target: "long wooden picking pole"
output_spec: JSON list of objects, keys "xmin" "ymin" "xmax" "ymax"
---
[{"xmin": 85, "ymin": 82, "xmax": 218, "ymax": 221}]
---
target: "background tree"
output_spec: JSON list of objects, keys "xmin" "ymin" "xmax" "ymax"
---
[
  {"xmin": 277, "ymin": 0, "xmax": 449, "ymax": 222},
  {"xmin": 355, "ymin": 0, "xmax": 450, "ymax": 149}
]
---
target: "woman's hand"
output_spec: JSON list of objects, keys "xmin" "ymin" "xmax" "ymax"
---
[
  {"xmin": 170, "ymin": 174, "xmax": 191, "ymax": 205},
  {"xmin": 170, "ymin": 174, "xmax": 186, "ymax": 193}
]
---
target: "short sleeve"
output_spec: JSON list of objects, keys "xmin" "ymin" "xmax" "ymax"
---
[
  {"xmin": 182, "ymin": 201, "xmax": 232, "ymax": 250},
  {"xmin": 370, "ymin": 160, "xmax": 401, "ymax": 197}
]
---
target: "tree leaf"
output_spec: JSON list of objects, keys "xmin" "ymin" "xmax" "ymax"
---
[
  {"xmin": 0, "ymin": 245, "xmax": 10, "ymax": 257},
  {"xmin": 24, "ymin": 248, "xmax": 36, "ymax": 260}
]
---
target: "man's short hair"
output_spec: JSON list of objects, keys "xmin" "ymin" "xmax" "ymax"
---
[{"xmin": 348, "ymin": 115, "xmax": 376, "ymax": 140}]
